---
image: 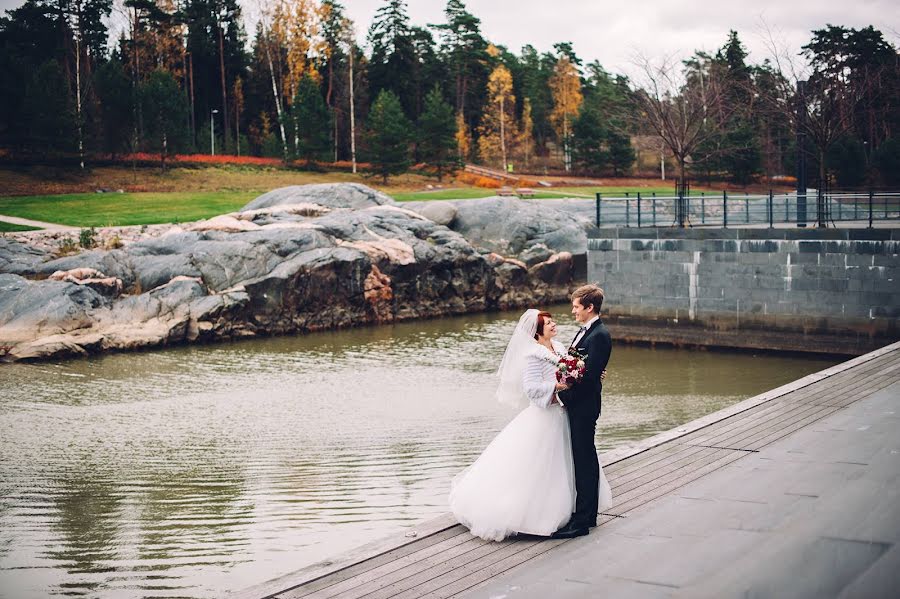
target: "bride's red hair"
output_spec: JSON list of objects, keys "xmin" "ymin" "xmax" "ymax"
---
[{"xmin": 534, "ymin": 311, "xmax": 552, "ymax": 340}]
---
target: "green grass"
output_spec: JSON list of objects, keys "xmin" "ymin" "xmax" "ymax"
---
[
  {"xmin": 0, "ymin": 191, "xmax": 257, "ymax": 227},
  {"xmin": 392, "ymin": 185, "xmax": 716, "ymax": 202},
  {"xmin": 0, "ymin": 221, "xmax": 41, "ymax": 232}
]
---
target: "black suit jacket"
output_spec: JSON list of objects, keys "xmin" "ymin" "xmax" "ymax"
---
[{"xmin": 560, "ymin": 319, "xmax": 612, "ymax": 416}]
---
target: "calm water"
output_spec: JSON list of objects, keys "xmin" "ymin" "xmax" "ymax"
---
[{"xmin": 0, "ymin": 308, "xmax": 837, "ymax": 598}]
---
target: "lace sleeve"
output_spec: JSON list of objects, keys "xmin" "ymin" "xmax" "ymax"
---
[{"xmin": 522, "ymin": 353, "xmax": 557, "ymax": 409}]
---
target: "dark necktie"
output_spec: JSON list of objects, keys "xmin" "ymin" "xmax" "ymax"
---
[{"xmin": 571, "ymin": 326, "xmax": 587, "ymax": 347}]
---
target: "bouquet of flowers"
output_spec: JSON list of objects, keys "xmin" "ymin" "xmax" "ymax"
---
[{"xmin": 556, "ymin": 348, "xmax": 587, "ymax": 386}]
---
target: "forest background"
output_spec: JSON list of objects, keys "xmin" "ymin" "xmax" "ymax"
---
[{"xmin": 1, "ymin": 0, "xmax": 898, "ymax": 193}]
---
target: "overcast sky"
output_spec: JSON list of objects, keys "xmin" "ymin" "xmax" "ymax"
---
[{"xmin": 2, "ymin": 0, "xmax": 897, "ymax": 77}]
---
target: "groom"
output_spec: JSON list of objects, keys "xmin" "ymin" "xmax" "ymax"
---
[{"xmin": 553, "ymin": 284, "xmax": 612, "ymax": 539}]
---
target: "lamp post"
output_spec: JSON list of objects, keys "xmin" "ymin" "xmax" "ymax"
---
[
  {"xmin": 210, "ymin": 109, "xmax": 219, "ymax": 155},
  {"xmin": 795, "ymin": 80, "xmax": 807, "ymax": 227}
]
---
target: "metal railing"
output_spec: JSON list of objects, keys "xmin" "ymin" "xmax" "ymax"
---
[{"xmin": 594, "ymin": 191, "xmax": 900, "ymax": 228}]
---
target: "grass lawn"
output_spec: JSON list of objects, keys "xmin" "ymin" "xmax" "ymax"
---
[
  {"xmin": 0, "ymin": 191, "xmax": 257, "ymax": 227},
  {"xmin": 0, "ymin": 221, "xmax": 40, "ymax": 232},
  {"xmin": 392, "ymin": 185, "xmax": 717, "ymax": 202}
]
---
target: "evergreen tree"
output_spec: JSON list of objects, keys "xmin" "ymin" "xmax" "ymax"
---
[
  {"xmin": 418, "ymin": 85, "xmax": 459, "ymax": 180},
  {"xmin": 140, "ymin": 69, "xmax": 189, "ymax": 168},
  {"xmin": 23, "ymin": 60, "xmax": 76, "ymax": 157},
  {"xmin": 367, "ymin": 0, "xmax": 417, "ymax": 119},
  {"xmin": 827, "ymin": 135, "xmax": 867, "ymax": 187},
  {"xmin": 607, "ymin": 129, "xmax": 635, "ymax": 176},
  {"xmin": 432, "ymin": 0, "xmax": 489, "ymax": 127},
  {"xmin": 94, "ymin": 58, "xmax": 134, "ymax": 157},
  {"xmin": 572, "ymin": 104, "xmax": 608, "ymax": 173},
  {"xmin": 290, "ymin": 72, "xmax": 330, "ymax": 164},
  {"xmin": 873, "ymin": 138, "xmax": 900, "ymax": 186},
  {"xmin": 365, "ymin": 89, "xmax": 411, "ymax": 183}
]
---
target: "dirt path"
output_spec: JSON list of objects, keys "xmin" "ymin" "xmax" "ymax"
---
[{"xmin": 0, "ymin": 214, "xmax": 76, "ymax": 231}]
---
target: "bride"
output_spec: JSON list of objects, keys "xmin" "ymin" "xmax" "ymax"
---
[{"xmin": 449, "ymin": 309, "xmax": 612, "ymax": 541}]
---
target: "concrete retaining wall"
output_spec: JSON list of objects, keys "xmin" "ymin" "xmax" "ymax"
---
[{"xmin": 587, "ymin": 228, "xmax": 900, "ymax": 355}]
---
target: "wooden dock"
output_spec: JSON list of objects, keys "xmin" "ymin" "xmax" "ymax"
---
[{"xmin": 232, "ymin": 341, "xmax": 900, "ymax": 599}]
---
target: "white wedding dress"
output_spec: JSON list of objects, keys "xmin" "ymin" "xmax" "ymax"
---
[{"xmin": 449, "ymin": 339, "xmax": 612, "ymax": 541}]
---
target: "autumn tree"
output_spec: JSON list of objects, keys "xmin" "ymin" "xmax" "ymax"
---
[
  {"xmin": 478, "ymin": 48, "xmax": 517, "ymax": 170},
  {"xmin": 516, "ymin": 98, "xmax": 535, "ymax": 168},
  {"xmin": 549, "ymin": 55, "xmax": 583, "ymax": 171},
  {"xmin": 455, "ymin": 111, "xmax": 471, "ymax": 162},
  {"xmin": 366, "ymin": 90, "xmax": 412, "ymax": 183}
]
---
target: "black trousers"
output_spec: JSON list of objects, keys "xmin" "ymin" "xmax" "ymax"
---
[{"xmin": 567, "ymin": 405, "xmax": 600, "ymax": 527}]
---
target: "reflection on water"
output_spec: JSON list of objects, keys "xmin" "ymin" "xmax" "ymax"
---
[{"xmin": 0, "ymin": 307, "xmax": 837, "ymax": 598}]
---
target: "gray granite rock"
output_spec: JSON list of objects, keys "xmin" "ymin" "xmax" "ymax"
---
[
  {"xmin": 0, "ymin": 273, "xmax": 107, "ymax": 343},
  {"xmin": 450, "ymin": 197, "xmax": 591, "ymax": 257},
  {"xmin": 0, "ymin": 184, "xmax": 579, "ymax": 362},
  {"xmin": 403, "ymin": 200, "xmax": 458, "ymax": 226},
  {"xmin": 241, "ymin": 183, "xmax": 395, "ymax": 211},
  {"xmin": 0, "ymin": 238, "xmax": 49, "ymax": 275}
]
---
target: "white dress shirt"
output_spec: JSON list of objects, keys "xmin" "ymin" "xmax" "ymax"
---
[{"xmin": 571, "ymin": 315, "xmax": 599, "ymax": 347}]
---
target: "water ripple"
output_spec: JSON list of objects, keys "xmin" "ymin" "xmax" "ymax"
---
[{"xmin": 0, "ymin": 307, "xmax": 836, "ymax": 599}]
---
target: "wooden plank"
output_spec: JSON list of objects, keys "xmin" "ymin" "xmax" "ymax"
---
[
  {"xmin": 608, "ymin": 450, "xmax": 749, "ymax": 517},
  {"xmin": 296, "ymin": 536, "xmax": 494, "ymax": 599},
  {"xmin": 690, "ymin": 401, "xmax": 832, "ymax": 450},
  {"xmin": 240, "ymin": 345, "xmax": 900, "ymax": 599},
  {"xmin": 607, "ymin": 441, "xmax": 703, "ymax": 480},
  {"xmin": 359, "ymin": 540, "xmax": 523, "ymax": 599},
  {"xmin": 233, "ymin": 514, "xmax": 461, "ymax": 599},
  {"xmin": 714, "ymin": 404, "xmax": 841, "ymax": 452},
  {"xmin": 279, "ymin": 527, "xmax": 473, "ymax": 599},
  {"xmin": 416, "ymin": 539, "xmax": 569, "ymax": 599},
  {"xmin": 610, "ymin": 447, "xmax": 724, "ymax": 503},
  {"xmin": 599, "ymin": 345, "xmax": 899, "ymax": 469},
  {"xmin": 743, "ymin": 406, "xmax": 843, "ymax": 451}
]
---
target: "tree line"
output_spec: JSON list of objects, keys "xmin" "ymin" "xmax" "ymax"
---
[{"xmin": 1, "ymin": 0, "xmax": 898, "ymax": 186}]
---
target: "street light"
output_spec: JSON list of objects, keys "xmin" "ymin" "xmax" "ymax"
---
[{"xmin": 211, "ymin": 109, "xmax": 219, "ymax": 155}]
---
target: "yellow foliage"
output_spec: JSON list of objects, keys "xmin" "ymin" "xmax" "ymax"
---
[
  {"xmin": 455, "ymin": 112, "xmax": 472, "ymax": 162},
  {"xmin": 478, "ymin": 64, "xmax": 518, "ymax": 169},
  {"xmin": 272, "ymin": 0, "xmax": 326, "ymax": 102},
  {"xmin": 516, "ymin": 98, "xmax": 535, "ymax": 167},
  {"xmin": 549, "ymin": 57, "xmax": 583, "ymax": 143}
]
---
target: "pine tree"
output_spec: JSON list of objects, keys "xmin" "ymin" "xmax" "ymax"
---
[
  {"xmin": 290, "ymin": 72, "xmax": 329, "ymax": 164},
  {"xmin": 366, "ymin": 89, "xmax": 411, "ymax": 183},
  {"xmin": 572, "ymin": 104, "xmax": 608, "ymax": 173},
  {"xmin": 418, "ymin": 85, "xmax": 459, "ymax": 181},
  {"xmin": 94, "ymin": 58, "xmax": 134, "ymax": 157},
  {"xmin": 23, "ymin": 60, "xmax": 77, "ymax": 157},
  {"xmin": 368, "ymin": 0, "xmax": 417, "ymax": 119},
  {"xmin": 140, "ymin": 68, "xmax": 189, "ymax": 168}
]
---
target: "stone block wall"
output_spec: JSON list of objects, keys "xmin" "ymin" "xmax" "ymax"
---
[{"xmin": 587, "ymin": 228, "xmax": 900, "ymax": 355}]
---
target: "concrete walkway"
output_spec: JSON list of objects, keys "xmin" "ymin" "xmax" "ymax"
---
[
  {"xmin": 232, "ymin": 342, "xmax": 900, "ymax": 599},
  {"xmin": 0, "ymin": 214, "xmax": 77, "ymax": 230}
]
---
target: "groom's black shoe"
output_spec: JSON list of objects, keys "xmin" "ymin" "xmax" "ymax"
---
[{"xmin": 550, "ymin": 522, "xmax": 589, "ymax": 539}]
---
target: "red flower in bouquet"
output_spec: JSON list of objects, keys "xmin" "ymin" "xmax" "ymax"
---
[{"xmin": 556, "ymin": 348, "xmax": 587, "ymax": 386}]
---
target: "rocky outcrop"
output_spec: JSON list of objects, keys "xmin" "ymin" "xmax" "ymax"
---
[
  {"xmin": 0, "ymin": 184, "xmax": 581, "ymax": 362},
  {"xmin": 403, "ymin": 196, "xmax": 594, "ymax": 259}
]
